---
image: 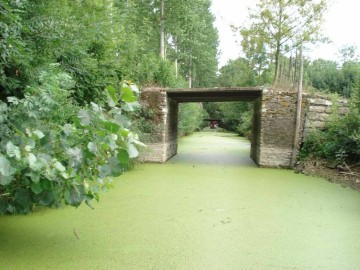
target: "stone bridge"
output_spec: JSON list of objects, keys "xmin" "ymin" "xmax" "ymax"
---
[{"xmin": 139, "ymin": 87, "xmax": 348, "ymax": 168}]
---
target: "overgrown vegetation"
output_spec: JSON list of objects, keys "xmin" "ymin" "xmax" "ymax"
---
[
  {"xmin": 1, "ymin": 0, "xmax": 359, "ymax": 212},
  {"xmin": 0, "ymin": 69, "xmax": 143, "ymax": 214},
  {"xmin": 300, "ymin": 91, "xmax": 360, "ymax": 166},
  {"xmin": 0, "ymin": 0, "xmax": 219, "ymax": 214},
  {"xmin": 219, "ymin": 0, "xmax": 359, "ymax": 166},
  {"xmin": 178, "ymin": 103, "xmax": 207, "ymax": 137},
  {"xmin": 203, "ymin": 102, "xmax": 253, "ymax": 138}
]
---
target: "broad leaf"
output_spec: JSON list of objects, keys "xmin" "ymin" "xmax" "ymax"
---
[
  {"xmin": 40, "ymin": 179, "xmax": 52, "ymax": 190},
  {"xmin": 78, "ymin": 109, "xmax": 91, "ymax": 126},
  {"xmin": 64, "ymin": 185, "xmax": 84, "ymax": 207},
  {"xmin": 31, "ymin": 182, "xmax": 43, "ymax": 195},
  {"xmin": 7, "ymin": 96, "xmax": 19, "ymax": 105},
  {"xmin": 114, "ymin": 114, "xmax": 131, "ymax": 127},
  {"xmin": 26, "ymin": 171, "xmax": 41, "ymax": 183},
  {"xmin": 117, "ymin": 150, "xmax": 129, "ymax": 164},
  {"xmin": 99, "ymin": 164, "xmax": 111, "ymax": 178},
  {"xmin": 90, "ymin": 102, "xmax": 102, "ymax": 113},
  {"xmin": 0, "ymin": 101, "xmax": 8, "ymax": 112},
  {"xmin": 33, "ymin": 130, "xmax": 45, "ymax": 139},
  {"xmin": 108, "ymin": 156, "xmax": 124, "ymax": 177},
  {"xmin": 127, "ymin": 143, "xmax": 139, "ymax": 158},
  {"xmin": 105, "ymin": 85, "xmax": 118, "ymax": 107},
  {"xmin": 120, "ymin": 129, "xmax": 130, "ymax": 137},
  {"xmin": 66, "ymin": 147, "xmax": 83, "ymax": 167},
  {"xmin": 121, "ymin": 86, "xmax": 137, "ymax": 103},
  {"xmin": 0, "ymin": 175, "xmax": 13, "ymax": 185},
  {"xmin": 35, "ymin": 190, "xmax": 55, "ymax": 206},
  {"xmin": 62, "ymin": 124, "xmax": 73, "ymax": 136},
  {"xmin": 0, "ymin": 156, "xmax": 15, "ymax": 177},
  {"xmin": 6, "ymin": 141, "xmax": 21, "ymax": 160},
  {"xmin": 87, "ymin": 142, "xmax": 98, "ymax": 154},
  {"xmin": 104, "ymin": 121, "xmax": 120, "ymax": 133},
  {"xmin": 53, "ymin": 160, "xmax": 66, "ymax": 172},
  {"xmin": 108, "ymin": 134, "xmax": 118, "ymax": 151},
  {"xmin": 129, "ymin": 84, "xmax": 140, "ymax": 94},
  {"xmin": 122, "ymin": 102, "xmax": 140, "ymax": 112},
  {"xmin": 29, "ymin": 157, "xmax": 47, "ymax": 172},
  {"xmin": 14, "ymin": 189, "xmax": 32, "ymax": 211},
  {"xmin": 27, "ymin": 153, "xmax": 37, "ymax": 169}
]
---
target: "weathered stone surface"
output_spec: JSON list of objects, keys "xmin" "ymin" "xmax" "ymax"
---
[
  {"xmin": 309, "ymin": 98, "xmax": 332, "ymax": 106},
  {"xmin": 304, "ymin": 94, "xmax": 348, "ymax": 136},
  {"xmin": 139, "ymin": 140, "xmax": 178, "ymax": 163},
  {"xmin": 259, "ymin": 146, "xmax": 293, "ymax": 167},
  {"xmin": 257, "ymin": 89, "xmax": 303, "ymax": 167},
  {"xmin": 139, "ymin": 87, "xmax": 348, "ymax": 168}
]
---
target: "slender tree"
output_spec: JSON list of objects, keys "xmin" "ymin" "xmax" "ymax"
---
[
  {"xmin": 240, "ymin": 0, "xmax": 328, "ymax": 84},
  {"xmin": 160, "ymin": 0, "xmax": 165, "ymax": 59}
]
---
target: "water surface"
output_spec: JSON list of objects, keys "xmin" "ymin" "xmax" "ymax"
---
[{"xmin": 1, "ymin": 131, "xmax": 360, "ymax": 269}]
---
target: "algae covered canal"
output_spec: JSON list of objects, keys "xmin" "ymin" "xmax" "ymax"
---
[{"xmin": 1, "ymin": 131, "xmax": 360, "ymax": 270}]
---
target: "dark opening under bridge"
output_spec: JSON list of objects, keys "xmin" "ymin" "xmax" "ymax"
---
[{"xmin": 139, "ymin": 87, "xmax": 348, "ymax": 168}]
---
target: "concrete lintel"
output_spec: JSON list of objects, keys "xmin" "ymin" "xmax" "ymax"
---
[{"xmin": 165, "ymin": 87, "xmax": 263, "ymax": 103}]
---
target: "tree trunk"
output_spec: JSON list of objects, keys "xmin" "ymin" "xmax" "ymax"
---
[
  {"xmin": 274, "ymin": 43, "xmax": 281, "ymax": 84},
  {"xmin": 174, "ymin": 36, "xmax": 178, "ymax": 78},
  {"xmin": 293, "ymin": 48, "xmax": 298, "ymax": 86},
  {"xmin": 291, "ymin": 47, "xmax": 304, "ymax": 167},
  {"xmin": 188, "ymin": 61, "xmax": 192, "ymax": 88},
  {"xmin": 160, "ymin": 0, "xmax": 165, "ymax": 59}
]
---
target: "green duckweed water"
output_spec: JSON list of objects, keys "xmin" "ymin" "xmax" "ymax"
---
[{"xmin": 1, "ymin": 131, "xmax": 360, "ymax": 269}]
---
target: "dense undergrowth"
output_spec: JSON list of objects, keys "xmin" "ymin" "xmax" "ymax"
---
[
  {"xmin": 300, "ymin": 92, "xmax": 360, "ymax": 166},
  {"xmin": 0, "ymin": 0, "xmax": 219, "ymax": 214},
  {"xmin": 0, "ymin": 66, "xmax": 143, "ymax": 214},
  {"xmin": 1, "ymin": 0, "xmax": 359, "ymax": 214}
]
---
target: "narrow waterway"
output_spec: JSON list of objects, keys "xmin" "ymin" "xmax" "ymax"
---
[{"xmin": 1, "ymin": 131, "xmax": 360, "ymax": 270}]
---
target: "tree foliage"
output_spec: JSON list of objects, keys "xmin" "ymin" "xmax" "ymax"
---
[
  {"xmin": 178, "ymin": 103, "xmax": 206, "ymax": 137},
  {"xmin": 0, "ymin": 67, "xmax": 142, "ymax": 214},
  {"xmin": 306, "ymin": 47, "xmax": 360, "ymax": 97},
  {"xmin": 301, "ymin": 47, "xmax": 360, "ymax": 164},
  {"xmin": 0, "ymin": 0, "xmax": 220, "ymax": 214},
  {"xmin": 240, "ymin": 0, "xmax": 328, "ymax": 83},
  {"xmin": 300, "ymin": 101, "xmax": 360, "ymax": 165},
  {"xmin": 164, "ymin": 0, "xmax": 219, "ymax": 87},
  {"xmin": 1, "ymin": 0, "xmax": 218, "ymax": 101}
]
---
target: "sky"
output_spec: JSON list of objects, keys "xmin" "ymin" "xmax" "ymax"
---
[{"xmin": 211, "ymin": 0, "xmax": 360, "ymax": 67}]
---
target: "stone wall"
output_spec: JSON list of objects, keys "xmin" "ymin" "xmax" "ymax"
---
[
  {"xmin": 139, "ymin": 88, "xmax": 179, "ymax": 162},
  {"xmin": 304, "ymin": 94, "xmax": 349, "ymax": 135},
  {"xmin": 164, "ymin": 98, "xmax": 178, "ymax": 160},
  {"xmin": 139, "ymin": 88, "xmax": 167, "ymax": 162},
  {"xmin": 139, "ymin": 89, "xmax": 167, "ymax": 142},
  {"xmin": 257, "ymin": 89, "xmax": 303, "ymax": 167},
  {"xmin": 250, "ymin": 97, "xmax": 262, "ymax": 164},
  {"xmin": 255, "ymin": 91, "xmax": 349, "ymax": 167},
  {"xmin": 139, "ymin": 87, "xmax": 349, "ymax": 168}
]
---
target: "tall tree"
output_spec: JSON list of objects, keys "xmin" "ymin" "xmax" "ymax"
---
[
  {"xmin": 306, "ymin": 59, "xmax": 340, "ymax": 93},
  {"xmin": 165, "ymin": 0, "xmax": 218, "ymax": 87},
  {"xmin": 240, "ymin": 0, "xmax": 328, "ymax": 84},
  {"xmin": 217, "ymin": 58, "xmax": 259, "ymax": 87},
  {"xmin": 159, "ymin": 0, "xmax": 165, "ymax": 59}
]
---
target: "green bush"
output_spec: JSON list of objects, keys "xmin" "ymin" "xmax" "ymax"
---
[
  {"xmin": 300, "ymin": 97, "xmax": 360, "ymax": 164},
  {"xmin": 236, "ymin": 109, "xmax": 253, "ymax": 138},
  {"xmin": 178, "ymin": 103, "xmax": 205, "ymax": 137},
  {"xmin": 205, "ymin": 102, "xmax": 253, "ymax": 137},
  {"xmin": 0, "ymin": 66, "xmax": 142, "ymax": 214}
]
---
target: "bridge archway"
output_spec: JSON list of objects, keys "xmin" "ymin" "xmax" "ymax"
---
[{"xmin": 140, "ymin": 87, "xmax": 302, "ymax": 167}]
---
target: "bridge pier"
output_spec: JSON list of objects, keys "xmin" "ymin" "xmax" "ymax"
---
[
  {"xmin": 256, "ymin": 89, "xmax": 304, "ymax": 167},
  {"xmin": 139, "ymin": 87, "xmax": 348, "ymax": 168},
  {"xmin": 139, "ymin": 89, "xmax": 179, "ymax": 162}
]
